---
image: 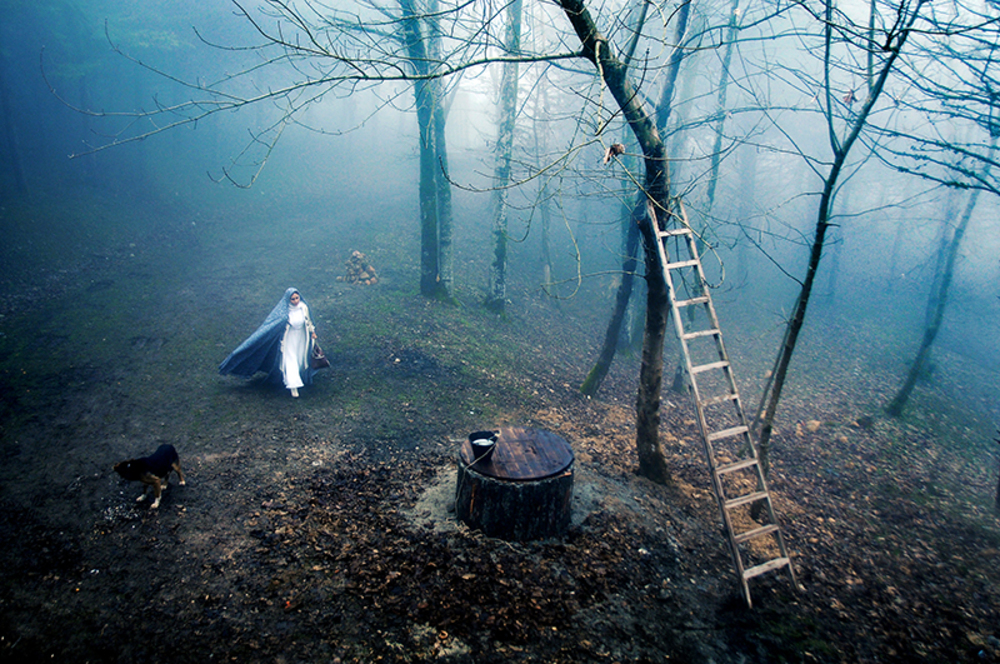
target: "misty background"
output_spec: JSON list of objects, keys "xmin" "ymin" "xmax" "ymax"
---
[
  {"xmin": 2, "ymin": 0, "xmax": 999, "ymax": 458},
  {"xmin": 3, "ymin": 0, "xmax": 1000, "ymax": 660}
]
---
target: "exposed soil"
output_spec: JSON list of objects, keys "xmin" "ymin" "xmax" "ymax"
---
[{"xmin": 1, "ymin": 192, "xmax": 999, "ymax": 663}]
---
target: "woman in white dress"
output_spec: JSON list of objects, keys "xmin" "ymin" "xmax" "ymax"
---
[
  {"xmin": 281, "ymin": 290, "xmax": 317, "ymax": 397},
  {"xmin": 219, "ymin": 287, "xmax": 319, "ymax": 397}
]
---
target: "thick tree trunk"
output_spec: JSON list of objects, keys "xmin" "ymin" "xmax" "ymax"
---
[
  {"xmin": 559, "ymin": 0, "xmax": 677, "ymax": 483},
  {"xmin": 400, "ymin": 0, "xmax": 456, "ymax": 301},
  {"xmin": 399, "ymin": 0, "xmax": 441, "ymax": 298},
  {"xmin": 634, "ymin": 202, "xmax": 672, "ymax": 483}
]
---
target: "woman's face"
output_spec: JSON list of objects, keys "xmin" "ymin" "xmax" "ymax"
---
[{"xmin": 289, "ymin": 292, "xmax": 301, "ymax": 305}]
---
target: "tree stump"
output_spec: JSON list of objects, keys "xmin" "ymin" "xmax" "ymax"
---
[{"xmin": 455, "ymin": 427, "xmax": 574, "ymax": 541}]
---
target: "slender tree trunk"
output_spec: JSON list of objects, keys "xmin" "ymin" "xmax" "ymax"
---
[
  {"xmin": 823, "ymin": 185, "xmax": 850, "ymax": 300},
  {"xmin": 735, "ymin": 143, "xmax": 757, "ymax": 286},
  {"xmin": 581, "ymin": 201, "xmax": 642, "ymax": 395},
  {"xmin": 923, "ymin": 189, "xmax": 959, "ymax": 328},
  {"xmin": 539, "ymin": 180, "xmax": 554, "ymax": 287},
  {"xmin": 426, "ymin": 0, "xmax": 455, "ymax": 302},
  {"xmin": 433, "ymin": 86, "xmax": 456, "ymax": 302},
  {"xmin": 885, "ymin": 219, "xmax": 905, "ymax": 295},
  {"xmin": 657, "ymin": 1, "xmax": 692, "ymax": 396},
  {"xmin": 579, "ymin": 0, "xmax": 650, "ymax": 394},
  {"xmin": 703, "ymin": 0, "xmax": 740, "ymax": 218},
  {"xmin": 755, "ymin": 0, "xmax": 922, "ymax": 472},
  {"xmin": 886, "ymin": 139, "xmax": 995, "ymax": 415},
  {"xmin": 533, "ymin": 86, "xmax": 555, "ymax": 290},
  {"xmin": 486, "ymin": 0, "xmax": 523, "ymax": 312}
]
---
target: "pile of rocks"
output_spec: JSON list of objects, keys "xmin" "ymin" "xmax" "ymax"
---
[{"xmin": 338, "ymin": 250, "xmax": 379, "ymax": 285}]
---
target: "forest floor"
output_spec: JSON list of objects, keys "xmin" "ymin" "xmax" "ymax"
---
[{"xmin": 1, "ymin": 190, "xmax": 999, "ymax": 663}]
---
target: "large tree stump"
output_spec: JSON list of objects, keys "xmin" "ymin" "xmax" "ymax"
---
[{"xmin": 455, "ymin": 427, "xmax": 574, "ymax": 541}]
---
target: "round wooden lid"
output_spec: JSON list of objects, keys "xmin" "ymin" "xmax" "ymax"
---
[{"xmin": 460, "ymin": 426, "xmax": 573, "ymax": 480}]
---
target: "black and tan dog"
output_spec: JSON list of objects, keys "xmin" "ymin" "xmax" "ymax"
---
[{"xmin": 113, "ymin": 444, "xmax": 186, "ymax": 509}]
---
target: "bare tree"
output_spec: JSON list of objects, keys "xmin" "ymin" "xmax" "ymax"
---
[
  {"xmin": 399, "ymin": 0, "xmax": 455, "ymax": 300},
  {"xmin": 886, "ymin": 137, "xmax": 997, "ymax": 416},
  {"xmin": 54, "ymin": 0, "xmax": 1000, "ymax": 485},
  {"xmin": 860, "ymin": 4, "xmax": 1000, "ymax": 414},
  {"xmin": 579, "ymin": 0, "xmax": 653, "ymax": 397},
  {"xmin": 754, "ymin": 0, "xmax": 930, "ymax": 472},
  {"xmin": 556, "ymin": 0, "xmax": 694, "ymax": 482}
]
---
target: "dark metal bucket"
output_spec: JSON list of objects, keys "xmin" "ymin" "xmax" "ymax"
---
[{"xmin": 468, "ymin": 430, "xmax": 499, "ymax": 463}]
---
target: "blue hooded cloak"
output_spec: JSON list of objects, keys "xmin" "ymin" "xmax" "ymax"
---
[{"xmin": 219, "ymin": 287, "xmax": 317, "ymax": 385}]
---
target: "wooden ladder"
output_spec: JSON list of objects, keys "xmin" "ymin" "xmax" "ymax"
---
[{"xmin": 651, "ymin": 200, "xmax": 796, "ymax": 608}]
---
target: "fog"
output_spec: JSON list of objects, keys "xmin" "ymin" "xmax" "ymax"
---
[{"xmin": 2, "ymin": 0, "xmax": 1000, "ymax": 659}]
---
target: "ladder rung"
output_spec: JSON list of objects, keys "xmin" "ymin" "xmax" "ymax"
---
[
  {"xmin": 716, "ymin": 457, "xmax": 759, "ymax": 474},
  {"xmin": 743, "ymin": 557, "xmax": 791, "ymax": 580},
  {"xmin": 675, "ymin": 296, "xmax": 710, "ymax": 308},
  {"xmin": 707, "ymin": 424, "xmax": 749, "ymax": 442},
  {"xmin": 665, "ymin": 259, "xmax": 699, "ymax": 270},
  {"xmin": 701, "ymin": 393, "xmax": 738, "ymax": 407},
  {"xmin": 691, "ymin": 360, "xmax": 729, "ymax": 374},
  {"xmin": 657, "ymin": 227, "xmax": 692, "ymax": 238},
  {"xmin": 725, "ymin": 490, "xmax": 769, "ymax": 509},
  {"xmin": 734, "ymin": 524, "xmax": 779, "ymax": 544},
  {"xmin": 682, "ymin": 328, "xmax": 719, "ymax": 339}
]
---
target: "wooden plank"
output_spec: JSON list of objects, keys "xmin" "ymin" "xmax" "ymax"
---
[
  {"xmin": 657, "ymin": 227, "xmax": 692, "ymax": 238},
  {"xmin": 701, "ymin": 393, "xmax": 738, "ymax": 407},
  {"xmin": 691, "ymin": 360, "xmax": 729, "ymax": 374},
  {"xmin": 681, "ymin": 328, "xmax": 720, "ymax": 340},
  {"xmin": 459, "ymin": 426, "xmax": 574, "ymax": 481},
  {"xmin": 724, "ymin": 490, "xmax": 769, "ymax": 509},
  {"xmin": 743, "ymin": 557, "xmax": 791, "ymax": 580},
  {"xmin": 707, "ymin": 424, "xmax": 749, "ymax": 442},
  {"xmin": 733, "ymin": 524, "xmax": 779, "ymax": 544},
  {"xmin": 716, "ymin": 457, "xmax": 759, "ymax": 475},
  {"xmin": 675, "ymin": 296, "xmax": 710, "ymax": 308}
]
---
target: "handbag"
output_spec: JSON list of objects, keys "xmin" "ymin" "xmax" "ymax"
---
[{"xmin": 311, "ymin": 342, "xmax": 331, "ymax": 369}]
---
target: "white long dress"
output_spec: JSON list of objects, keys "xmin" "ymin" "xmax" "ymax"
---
[{"xmin": 281, "ymin": 303, "xmax": 311, "ymax": 389}]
